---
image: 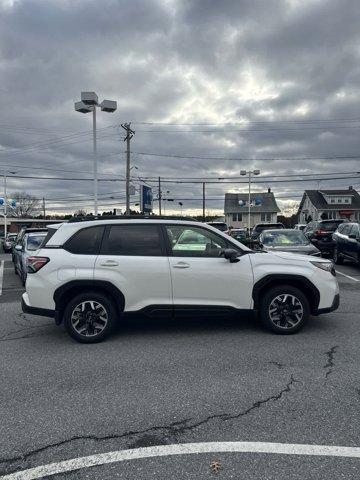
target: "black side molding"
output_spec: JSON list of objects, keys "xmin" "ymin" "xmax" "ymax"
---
[
  {"xmin": 21, "ymin": 297, "xmax": 55, "ymax": 318},
  {"xmin": 314, "ymin": 293, "xmax": 339, "ymax": 315}
]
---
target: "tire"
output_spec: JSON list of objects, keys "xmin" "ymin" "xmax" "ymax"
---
[
  {"xmin": 333, "ymin": 246, "xmax": 343, "ymax": 265},
  {"xmin": 260, "ymin": 285, "xmax": 310, "ymax": 335},
  {"xmin": 63, "ymin": 291, "xmax": 118, "ymax": 343}
]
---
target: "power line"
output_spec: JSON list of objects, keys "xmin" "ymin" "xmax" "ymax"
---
[{"xmin": 132, "ymin": 117, "xmax": 360, "ymax": 126}]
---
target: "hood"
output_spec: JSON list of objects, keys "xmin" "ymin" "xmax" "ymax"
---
[
  {"xmin": 263, "ymin": 244, "xmax": 320, "ymax": 255},
  {"xmin": 265, "ymin": 250, "xmax": 330, "ymax": 263}
]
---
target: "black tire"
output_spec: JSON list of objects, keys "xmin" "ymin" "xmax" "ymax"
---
[
  {"xmin": 63, "ymin": 291, "xmax": 118, "ymax": 343},
  {"xmin": 333, "ymin": 246, "xmax": 343, "ymax": 265},
  {"xmin": 260, "ymin": 285, "xmax": 310, "ymax": 335}
]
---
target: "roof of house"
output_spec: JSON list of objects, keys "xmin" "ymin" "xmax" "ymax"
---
[
  {"xmin": 224, "ymin": 192, "xmax": 281, "ymax": 213},
  {"xmin": 299, "ymin": 188, "xmax": 360, "ymax": 211}
]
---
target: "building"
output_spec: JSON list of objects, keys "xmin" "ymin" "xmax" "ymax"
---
[
  {"xmin": 297, "ymin": 187, "xmax": 360, "ymax": 223},
  {"xmin": 0, "ymin": 218, "xmax": 63, "ymax": 236},
  {"xmin": 224, "ymin": 188, "xmax": 281, "ymax": 229}
]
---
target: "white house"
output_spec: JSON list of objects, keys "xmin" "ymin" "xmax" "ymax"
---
[
  {"xmin": 297, "ymin": 187, "xmax": 360, "ymax": 223},
  {"xmin": 224, "ymin": 188, "xmax": 281, "ymax": 229}
]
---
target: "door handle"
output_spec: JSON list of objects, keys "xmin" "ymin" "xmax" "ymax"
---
[
  {"xmin": 100, "ymin": 260, "xmax": 119, "ymax": 267},
  {"xmin": 173, "ymin": 262, "xmax": 190, "ymax": 269}
]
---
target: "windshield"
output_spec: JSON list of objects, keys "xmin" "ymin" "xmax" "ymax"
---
[
  {"xmin": 261, "ymin": 230, "xmax": 309, "ymax": 246},
  {"xmin": 26, "ymin": 234, "xmax": 46, "ymax": 251},
  {"xmin": 320, "ymin": 221, "xmax": 346, "ymax": 231}
]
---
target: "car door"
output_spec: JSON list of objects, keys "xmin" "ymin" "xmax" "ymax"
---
[
  {"xmin": 348, "ymin": 224, "xmax": 360, "ymax": 261},
  {"xmin": 164, "ymin": 224, "xmax": 254, "ymax": 311},
  {"xmin": 94, "ymin": 223, "xmax": 172, "ymax": 312},
  {"xmin": 338, "ymin": 224, "xmax": 351, "ymax": 258}
]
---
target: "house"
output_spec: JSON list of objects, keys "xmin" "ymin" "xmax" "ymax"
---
[
  {"xmin": 297, "ymin": 187, "xmax": 360, "ymax": 223},
  {"xmin": 224, "ymin": 188, "xmax": 281, "ymax": 229}
]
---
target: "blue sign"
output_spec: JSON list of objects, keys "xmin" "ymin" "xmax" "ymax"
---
[
  {"xmin": 140, "ymin": 185, "xmax": 153, "ymax": 213},
  {"xmin": 0, "ymin": 198, "xmax": 4, "ymax": 206},
  {"xmin": 10, "ymin": 199, "xmax": 16, "ymax": 208},
  {"xmin": 254, "ymin": 198, "xmax": 262, "ymax": 206}
]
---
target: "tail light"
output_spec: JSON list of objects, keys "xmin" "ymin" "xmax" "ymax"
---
[
  {"xmin": 315, "ymin": 229, "xmax": 328, "ymax": 236},
  {"xmin": 27, "ymin": 256, "xmax": 49, "ymax": 273}
]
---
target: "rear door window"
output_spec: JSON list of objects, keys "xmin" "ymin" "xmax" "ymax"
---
[
  {"xmin": 64, "ymin": 226, "xmax": 105, "ymax": 254},
  {"xmin": 102, "ymin": 224, "xmax": 163, "ymax": 256}
]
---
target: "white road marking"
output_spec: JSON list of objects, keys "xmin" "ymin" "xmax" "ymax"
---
[
  {"xmin": 335, "ymin": 270, "xmax": 360, "ymax": 282},
  {"xmin": 3, "ymin": 441, "xmax": 360, "ymax": 480},
  {"xmin": 0, "ymin": 260, "xmax": 4, "ymax": 295}
]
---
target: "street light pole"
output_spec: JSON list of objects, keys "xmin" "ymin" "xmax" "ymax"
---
[
  {"xmin": 240, "ymin": 169, "xmax": 260, "ymax": 232},
  {"xmin": 3, "ymin": 172, "xmax": 7, "ymax": 239},
  {"xmin": 75, "ymin": 92, "xmax": 117, "ymax": 216}
]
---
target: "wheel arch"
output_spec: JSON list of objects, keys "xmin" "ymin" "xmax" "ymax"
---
[
  {"xmin": 252, "ymin": 274, "xmax": 320, "ymax": 315},
  {"xmin": 53, "ymin": 280, "xmax": 125, "ymax": 325}
]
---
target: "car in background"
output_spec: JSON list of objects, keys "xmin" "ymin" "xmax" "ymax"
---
[
  {"xmin": 332, "ymin": 222, "xmax": 360, "ymax": 266},
  {"xmin": 294, "ymin": 224, "xmax": 306, "ymax": 231},
  {"xmin": 12, "ymin": 227, "xmax": 48, "ymax": 261},
  {"xmin": 231, "ymin": 228, "xmax": 248, "ymax": 244},
  {"xmin": 3, "ymin": 233, "xmax": 18, "ymax": 253},
  {"xmin": 250, "ymin": 222, "xmax": 285, "ymax": 240},
  {"xmin": 258, "ymin": 229, "xmax": 321, "ymax": 256},
  {"xmin": 303, "ymin": 219, "xmax": 349, "ymax": 256},
  {"xmin": 14, "ymin": 232, "xmax": 47, "ymax": 285},
  {"xmin": 206, "ymin": 221, "xmax": 228, "ymax": 232}
]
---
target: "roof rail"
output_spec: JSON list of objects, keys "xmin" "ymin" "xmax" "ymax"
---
[{"xmin": 68, "ymin": 215, "xmax": 200, "ymax": 223}]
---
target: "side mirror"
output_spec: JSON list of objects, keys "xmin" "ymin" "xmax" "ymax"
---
[
  {"xmin": 15, "ymin": 244, "xmax": 23, "ymax": 252},
  {"xmin": 223, "ymin": 248, "xmax": 240, "ymax": 263}
]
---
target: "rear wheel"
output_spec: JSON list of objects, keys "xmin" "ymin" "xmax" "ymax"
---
[
  {"xmin": 333, "ymin": 246, "xmax": 343, "ymax": 265},
  {"xmin": 260, "ymin": 285, "xmax": 309, "ymax": 334},
  {"xmin": 63, "ymin": 292, "xmax": 118, "ymax": 343}
]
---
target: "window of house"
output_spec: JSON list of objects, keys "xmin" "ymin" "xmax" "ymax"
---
[
  {"xmin": 261, "ymin": 213, "xmax": 272, "ymax": 222},
  {"xmin": 330, "ymin": 197, "xmax": 335, "ymax": 204},
  {"xmin": 232, "ymin": 213, "xmax": 242, "ymax": 222}
]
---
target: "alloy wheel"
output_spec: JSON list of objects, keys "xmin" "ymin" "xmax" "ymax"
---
[
  {"xmin": 70, "ymin": 301, "xmax": 108, "ymax": 337},
  {"xmin": 268, "ymin": 294, "xmax": 304, "ymax": 330}
]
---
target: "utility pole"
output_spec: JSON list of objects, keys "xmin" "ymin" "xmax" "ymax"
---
[
  {"xmin": 3, "ymin": 172, "xmax": 7, "ymax": 239},
  {"xmin": 121, "ymin": 123, "xmax": 135, "ymax": 216},
  {"xmin": 158, "ymin": 176, "xmax": 162, "ymax": 215},
  {"xmin": 42, "ymin": 197, "xmax": 46, "ymax": 219},
  {"xmin": 202, "ymin": 182, "xmax": 206, "ymax": 221},
  {"xmin": 240, "ymin": 169, "xmax": 260, "ymax": 232}
]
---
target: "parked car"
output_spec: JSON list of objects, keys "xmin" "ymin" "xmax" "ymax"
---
[
  {"xmin": 206, "ymin": 221, "xmax": 228, "ymax": 232},
  {"xmin": 14, "ymin": 232, "xmax": 47, "ymax": 285},
  {"xmin": 231, "ymin": 228, "xmax": 248, "ymax": 243},
  {"xmin": 22, "ymin": 217, "xmax": 339, "ymax": 343},
  {"xmin": 251, "ymin": 222, "xmax": 285, "ymax": 240},
  {"xmin": 258, "ymin": 229, "xmax": 321, "ymax": 256},
  {"xmin": 12, "ymin": 228, "xmax": 48, "ymax": 262},
  {"xmin": 294, "ymin": 224, "xmax": 306, "ymax": 231},
  {"xmin": 3, "ymin": 233, "xmax": 18, "ymax": 253},
  {"xmin": 303, "ymin": 219, "xmax": 349, "ymax": 255},
  {"xmin": 332, "ymin": 222, "xmax": 360, "ymax": 266}
]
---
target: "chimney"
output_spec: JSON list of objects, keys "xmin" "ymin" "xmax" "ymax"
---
[{"xmin": 268, "ymin": 187, "xmax": 271, "ymax": 193}]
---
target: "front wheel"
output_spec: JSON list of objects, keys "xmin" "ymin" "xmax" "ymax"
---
[
  {"xmin": 63, "ymin": 292, "xmax": 118, "ymax": 343},
  {"xmin": 260, "ymin": 285, "xmax": 310, "ymax": 334},
  {"xmin": 333, "ymin": 246, "xmax": 343, "ymax": 265}
]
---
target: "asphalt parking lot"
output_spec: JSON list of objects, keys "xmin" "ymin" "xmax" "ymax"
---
[{"xmin": 0, "ymin": 252, "xmax": 359, "ymax": 479}]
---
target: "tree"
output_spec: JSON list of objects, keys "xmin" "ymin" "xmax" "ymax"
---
[
  {"xmin": 74, "ymin": 209, "xmax": 87, "ymax": 217},
  {"xmin": 9, "ymin": 192, "xmax": 40, "ymax": 218}
]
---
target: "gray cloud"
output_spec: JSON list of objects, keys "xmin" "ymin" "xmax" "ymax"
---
[{"xmin": 0, "ymin": 0, "xmax": 359, "ymax": 216}]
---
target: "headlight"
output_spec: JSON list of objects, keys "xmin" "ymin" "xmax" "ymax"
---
[{"xmin": 310, "ymin": 261, "xmax": 336, "ymax": 276}]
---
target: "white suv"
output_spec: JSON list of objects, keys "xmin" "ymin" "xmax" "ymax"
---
[{"xmin": 22, "ymin": 218, "xmax": 339, "ymax": 343}]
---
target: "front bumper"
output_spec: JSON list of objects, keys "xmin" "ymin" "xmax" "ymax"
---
[
  {"xmin": 21, "ymin": 294, "xmax": 55, "ymax": 319},
  {"xmin": 314, "ymin": 293, "xmax": 340, "ymax": 315}
]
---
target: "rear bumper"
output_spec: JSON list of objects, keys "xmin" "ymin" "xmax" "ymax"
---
[
  {"xmin": 315, "ymin": 293, "xmax": 340, "ymax": 315},
  {"xmin": 311, "ymin": 239, "xmax": 334, "ymax": 253},
  {"xmin": 21, "ymin": 294, "xmax": 55, "ymax": 319}
]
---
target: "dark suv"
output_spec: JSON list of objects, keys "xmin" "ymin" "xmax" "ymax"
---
[
  {"xmin": 251, "ymin": 223, "xmax": 284, "ymax": 240},
  {"xmin": 332, "ymin": 222, "xmax": 360, "ymax": 265},
  {"xmin": 303, "ymin": 219, "xmax": 349, "ymax": 255}
]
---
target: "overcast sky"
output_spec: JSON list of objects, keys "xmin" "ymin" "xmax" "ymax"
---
[{"xmin": 0, "ymin": 0, "xmax": 360, "ymax": 216}]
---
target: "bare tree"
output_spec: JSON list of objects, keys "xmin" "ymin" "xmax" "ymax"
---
[
  {"xmin": 10, "ymin": 192, "xmax": 40, "ymax": 218},
  {"xmin": 73, "ymin": 209, "xmax": 87, "ymax": 217}
]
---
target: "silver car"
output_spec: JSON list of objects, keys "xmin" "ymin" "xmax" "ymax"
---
[
  {"xmin": 259, "ymin": 229, "xmax": 321, "ymax": 256},
  {"xmin": 14, "ymin": 232, "xmax": 47, "ymax": 285}
]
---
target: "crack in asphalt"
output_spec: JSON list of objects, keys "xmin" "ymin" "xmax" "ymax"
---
[
  {"xmin": 324, "ymin": 346, "xmax": 338, "ymax": 378},
  {"xmin": 269, "ymin": 361, "xmax": 284, "ymax": 370},
  {"xmin": 0, "ymin": 375, "xmax": 299, "ymax": 472},
  {"xmin": 0, "ymin": 313, "xmax": 54, "ymax": 342}
]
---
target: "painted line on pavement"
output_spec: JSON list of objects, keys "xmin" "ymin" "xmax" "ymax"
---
[
  {"xmin": 335, "ymin": 270, "xmax": 360, "ymax": 282},
  {"xmin": 2, "ymin": 441, "xmax": 360, "ymax": 480},
  {"xmin": 0, "ymin": 261, "xmax": 4, "ymax": 295}
]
